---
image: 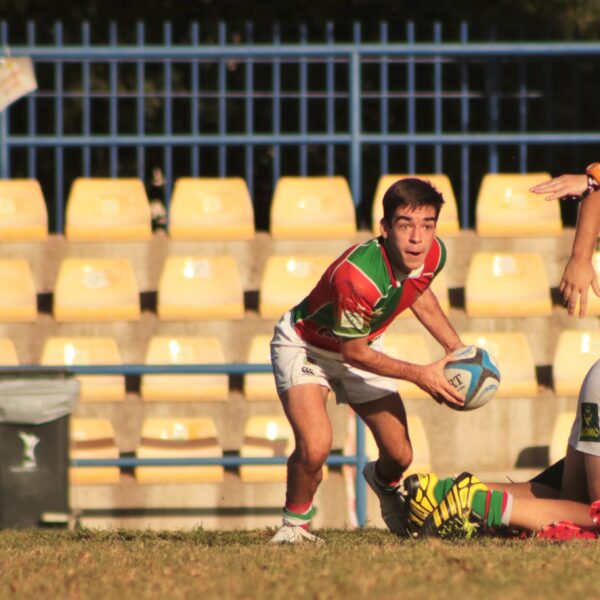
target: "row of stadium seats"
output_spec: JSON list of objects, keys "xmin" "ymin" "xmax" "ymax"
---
[
  {"xmin": 0, "ymin": 330, "xmax": 595, "ymax": 400},
  {"xmin": 71, "ymin": 409, "xmax": 573, "ymax": 485},
  {"xmin": 71, "ymin": 414, "xmax": 431, "ymax": 485},
  {"xmin": 0, "ymin": 173, "xmax": 563, "ymax": 241},
  {"xmin": 0, "ymin": 250, "xmax": 594, "ymax": 321}
]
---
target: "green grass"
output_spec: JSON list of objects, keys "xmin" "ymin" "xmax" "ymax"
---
[{"xmin": 0, "ymin": 528, "xmax": 599, "ymax": 599}]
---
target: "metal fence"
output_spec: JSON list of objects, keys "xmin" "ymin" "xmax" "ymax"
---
[
  {"xmin": 2, "ymin": 364, "xmax": 370, "ymax": 528},
  {"xmin": 2, "ymin": 21, "xmax": 600, "ymax": 230}
]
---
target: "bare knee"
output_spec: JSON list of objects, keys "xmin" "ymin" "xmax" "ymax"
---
[{"xmin": 293, "ymin": 441, "xmax": 331, "ymax": 473}]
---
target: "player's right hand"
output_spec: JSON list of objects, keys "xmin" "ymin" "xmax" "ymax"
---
[
  {"xmin": 413, "ymin": 357, "xmax": 465, "ymax": 409},
  {"xmin": 560, "ymin": 255, "xmax": 600, "ymax": 318},
  {"xmin": 529, "ymin": 174, "xmax": 588, "ymax": 200}
]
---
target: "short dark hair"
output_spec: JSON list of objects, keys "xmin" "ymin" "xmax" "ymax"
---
[{"xmin": 381, "ymin": 178, "xmax": 444, "ymax": 224}]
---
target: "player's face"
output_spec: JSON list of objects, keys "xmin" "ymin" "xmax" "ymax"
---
[{"xmin": 380, "ymin": 205, "xmax": 438, "ymax": 274}]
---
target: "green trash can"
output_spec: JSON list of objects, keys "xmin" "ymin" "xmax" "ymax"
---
[{"xmin": 0, "ymin": 370, "xmax": 79, "ymax": 528}]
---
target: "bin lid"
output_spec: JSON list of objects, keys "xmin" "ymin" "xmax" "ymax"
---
[{"xmin": 0, "ymin": 369, "xmax": 79, "ymax": 425}]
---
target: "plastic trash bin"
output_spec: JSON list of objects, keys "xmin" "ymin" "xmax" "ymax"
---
[{"xmin": 0, "ymin": 370, "xmax": 79, "ymax": 528}]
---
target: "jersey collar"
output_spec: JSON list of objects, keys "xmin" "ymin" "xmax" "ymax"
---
[{"xmin": 378, "ymin": 236, "xmax": 425, "ymax": 286}]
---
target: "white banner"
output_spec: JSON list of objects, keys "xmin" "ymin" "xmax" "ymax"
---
[{"xmin": 0, "ymin": 57, "xmax": 37, "ymax": 113}]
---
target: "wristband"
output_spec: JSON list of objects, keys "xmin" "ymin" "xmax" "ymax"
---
[{"xmin": 583, "ymin": 163, "xmax": 600, "ymax": 197}]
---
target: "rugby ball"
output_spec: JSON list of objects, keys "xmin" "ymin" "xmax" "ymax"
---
[{"xmin": 443, "ymin": 346, "xmax": 501, "ymax": 411}]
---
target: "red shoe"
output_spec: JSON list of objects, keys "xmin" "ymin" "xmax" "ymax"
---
[
  {"xmin": 590, "ymin": 500, "xmax": 600, "ymax": 525},
  {"xmin": 537, "ymin": 520, "xmax": 599, "ymax": 541}
]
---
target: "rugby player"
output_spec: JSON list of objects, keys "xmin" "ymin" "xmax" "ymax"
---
[
  {"xmin": 269, "ymin": 178, "xmax": 465, "ymax": 544},
  {"xmin": 401, "ymin": 166, "xmax": 600, "ymax": 540}
]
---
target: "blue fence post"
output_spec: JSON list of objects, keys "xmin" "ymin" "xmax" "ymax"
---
[
  {"xmin": 299, "ymin": 23, "xmax": 308, "ymax": 175},
  {"xmin": 27, "ymin": 21, "xmax": 36, "ymax": 179},
  {"xmin": 406, "ymin": 22, "xmax": 416, "ymax": 174},
  {"xmin": 54, "ymin": 21, "xmax": 64, "ymax": 234},
  {"xmin": 379, "ymin": 21, "xmax": 389, "ymax": 176},
  {"xmin": 349, "ymin": 27, "xmax": 361, "ymax": 207},
  {"xmin": 459, "ymin": 21, "xmax": 470, "ymax": 229},
  {"xmin": 109, "ymin": 22, "xmax": 118, "ymax": 178},
  {"xmin": 163, "ymin": 21, "xmax": 173, "ymax": 213},
  {"xmin": 355, "ymin": 415, "xmax": 368, "ymax": 527},
  {"xmin": 136, "ymin": 21, "xmax": 145, "ymax": 181},
  {"xmin": 326, "ymin": 21, "xmax": 335, "ymax": 176},
  {"xmin": 190, "ymin": 22, "xmax": 200, "ymax": 177}
]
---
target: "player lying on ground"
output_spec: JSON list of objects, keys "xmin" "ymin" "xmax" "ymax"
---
[
  {"xmin": 397, "ymin": 167, "xmax": 600, "ymax": 540},
  {"xmin": 269, "ymin": 178, "xmax": 466, "ymax": 544}
]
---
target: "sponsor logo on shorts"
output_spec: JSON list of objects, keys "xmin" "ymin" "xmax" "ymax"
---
[
  {"xmin": 301, "ymin": 366, "xmax": 315, "ymax": 375},
  {"xmin": 580, "ymin": 403, "xmax": 600, "ymax": 442}
]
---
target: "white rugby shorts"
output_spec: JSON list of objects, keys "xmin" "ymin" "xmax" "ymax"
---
[
  {"xmin": 569, "ymin": 359, "xmax": 600, "ymax": 457},
  {"xmin": 270, "ymin": 311, "xmax": 398, "ymax": 405}
]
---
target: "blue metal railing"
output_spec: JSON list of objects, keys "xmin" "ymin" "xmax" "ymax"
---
[
  {"xmin": 1, "ymin": 21, "xmax": 600, "ymax": 231},
  {"xmin": 0, "ymin": 364, "xmax": 369, "ymax": 527}
]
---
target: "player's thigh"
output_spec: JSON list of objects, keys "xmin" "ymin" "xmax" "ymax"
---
[
  {"xmin": 585, "ymin": 454, "xmax": 600, "ymax": 501},
  {"xmin": 560, "ymin": 444, "xmax": 589, "ymax": 502},
  {"xmin": 351, "ymin": 392, "xmax": 410, "ymax": 459},
  {"xmin": 281, "ymin": 384, "xmax": 332, "ymax": 457}
]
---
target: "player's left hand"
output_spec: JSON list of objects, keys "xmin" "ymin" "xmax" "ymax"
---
[
  {"xmin": 415, "ymin": 357, "xmax": 465, "ymax": 409},
  {"xmin": 529, "ymin": 174, "xmax": 587, "ymax": 200},
  {"xmin": 560, "ymin": 255, "xmax": 600, "ymax": 317}
]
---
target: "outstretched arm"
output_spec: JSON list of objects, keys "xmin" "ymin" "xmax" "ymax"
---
[
  {"xmin": 529, "ymin": 174, "xmax": 588, "ymax": 200},
  {"xmin": 561, "ymin": 190, "xmax": 600, "ymax": 317},
  {"xmin": 339, "ymin": 335, "xmax": 464, "ymax": 408}
]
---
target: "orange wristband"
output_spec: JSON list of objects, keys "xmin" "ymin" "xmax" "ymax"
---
[{"xmin": 586, "ymin": 162, "xmax": 600, "ymax": 186}]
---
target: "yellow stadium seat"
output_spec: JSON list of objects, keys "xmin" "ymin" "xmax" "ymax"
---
[
  {"xmin": 244, "ymin": 335, "xmax": 278, "ymax": 401},
  {"xmin": 465, "ymin": 252, "xmax": 552, "ymax": 317},
  {"xmin": 169, "ymin": 177, "xmax": 255, "ymax": 240},
  {"xmin": 553, "ymin": 331, "xmax": 600, "ymax": 396},
  {"xmin": 136, "ymin": 418, "xmax": 224, "ymax": 484},
  {"xmin": 141, "ymin": 336, "xmax": 228, "ymax": 402},
  {"xmin": 65, "ymin": 178, "xmax": 151, "ymax": 241},
  {"xmin": 549, "ymin": 412, "xmax": 576, "ymax": 465},
  {"xmin": 270, "ymin": 176, "xmax": 356, "ymax": 240},
  {"xmin": 40, "ymin": 337, "xmax": 125, "ymax": 402},
  {"xmin": 0, "ymin": 339, "xmax": 18, "ymax": 365},
  {"xmin": 396, "ymin": 269, "xmax": 450, "ymax": 320},
  {"xmin": 240, "ymin": 415, "xmax": 294, "ymax": 482},
  {"xmin": 53, "ymin": 258, "xmax": 140, "ymax": 322},
  {"xmin": 0, "ymin": 179, "xmax": 48, "ymax": 241},
  {"xmin": 573, "ymin": 252, "xmax": 600, "ymax": 317},
  {"xmin": 383, "ymin": 333, "xmax": 432, "ymax": 399},
  {"xmin": 157, "ymin": 256, "xmax": 244, "ymax": 320},
  {"xmin": 460, "ymin": 332, "xmax": 537, "ymax": 397},
  {"xmin": 475, "ymin": 173, "xmax": 562, "ymax": 237},
  {"xmin": 361, "ymin": 415, "xmax": 431, "ymax": 475},
  {"xmin": 240, "ymin": 415, "xmax": 326, "ymax": 483},
  {"xmin": 259, "ymin": 255, "xmax": 334, "ymax": 319},
  {"xmin": 371, "ymin": 174, "xmax": 460, "ymax": 237},
  {"xmin": 0, "ymin": 259, "xmax": 37, "ymax": 322},
  {"xmin": 70, "ymin": 418, "xmax": 120, "ymax": 484}
]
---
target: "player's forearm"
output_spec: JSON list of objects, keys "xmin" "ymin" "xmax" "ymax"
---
[
  {"xmin": 341, "ymin": 343, "xmax": 423, "ymax": 383},
  {"xmin": 571, "ymin": 190, "xmax": 600, "ymax": 260},
  {"xmin": 411, "ymin": 288, "xmax": 462, "ymax": 354}
]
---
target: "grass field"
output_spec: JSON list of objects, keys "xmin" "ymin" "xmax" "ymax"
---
[{"xmin": 1, "ymin": 529, "xmax": 599, "ymax": 599}]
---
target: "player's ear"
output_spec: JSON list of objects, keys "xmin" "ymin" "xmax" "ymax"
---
[{"xmin": 380, "ymin": 217, "xmax": 389, "ymax": 238}]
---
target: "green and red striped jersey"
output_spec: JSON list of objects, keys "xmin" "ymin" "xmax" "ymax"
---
[{"xmin": 291, "ymin": 236, "xmax": 446, "ymax": 352}]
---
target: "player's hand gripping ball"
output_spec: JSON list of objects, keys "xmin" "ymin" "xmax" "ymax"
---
[{"xmin": 443, "ymin": 346, "xmax": 501, "ymax": 411}]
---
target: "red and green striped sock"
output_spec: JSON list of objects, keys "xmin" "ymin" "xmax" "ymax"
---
[
  {"xmin": 471, "ymin": 490, "xmax": 513, "ymax": 527},
  {"xmin": 282, "ymin": 501, "xmax": 316, "ymax": 530}
]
